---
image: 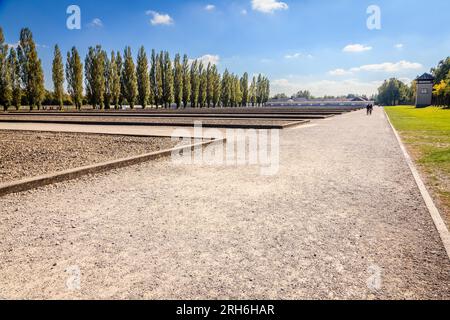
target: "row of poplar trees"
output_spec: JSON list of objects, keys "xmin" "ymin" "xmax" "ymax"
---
[
  {"xmin": 0, "ymin": 27, "xmax": 270, "ymax": 111},
  {"xmin": 0, "ymin": 27, "xmax": 45, "ymax": 111}
]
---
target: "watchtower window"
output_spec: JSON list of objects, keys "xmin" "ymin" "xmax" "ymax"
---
[{"xmin": 421, "ymin": 88, "xmax": 428, "ymax": 94}]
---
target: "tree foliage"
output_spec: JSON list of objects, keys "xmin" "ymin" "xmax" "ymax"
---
[
  {"xmin": 136, "ymin": 46, "xmax": 150, "ymax": 108},
  {"xmin": 181, "ymin": 54, "xmax": 191, "ymax": 108},
  {"xmin": 162, "ymin": 51, "xmax": 173, "ymax": 108},
  {"xmin": 122, "ymin": 46, "xmax": 138, "ymax": 108},
  {"xmin": 0, "ymin": 27, "xmax": 267, "ymax": 110},
  {"xmin": 376, "ymin": 78, "xmax": 413, "ymax": 106},
  {"xmin": 66, "ymin": 46, "xmax": 83, "ymax": 109},
  {"xmin": 52, "ymin": 45, "xmax": 64, "ymax": 109},
  {"xmin": 0, "ymin": 27, "xmax": 12, "ymax": 110},
  {"xmin": 198, "ymin": 62, "xmax": 207, "ymax": 108},
  {"xmin": 8, "ymin": 48, "xmax": 21, "ymax": 109},
  {"xmin": 431, "ymin": 57, "xmax": 450, "ymax": 83},
  {"xmin": 433, "ymin": 73, "xmax": 450, "ymax": 108},
  {"xmin": 190, "ymin": 60, "xmax": 200, "ymax": 108},
  {"xmin": 173, "ymin": 53, "xmax": 183, "ymax": 109},
  {"xmin": 85, "ymin": 45, "xmax": 106, "ymax": 108},
  {"xmin": 431, "ymin": 57, "xmax": 450, "ymax": 108},
  {"xmin": 17, "ymin": 28, "xmax": 45, "ymax": 109},
  {"xmin": 240, "ymin": 72, "xmax": 249, "ymax": 107}
]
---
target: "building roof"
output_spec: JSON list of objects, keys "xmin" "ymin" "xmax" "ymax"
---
[
  {"xmin": 416, "ymin": 73, "xmax": 435, "ymax": 81},
  {"xmin": 351, "ymin": 97, "xmax": 368, "ymax": 101}
]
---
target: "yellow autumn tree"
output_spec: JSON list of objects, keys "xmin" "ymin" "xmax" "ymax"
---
[{"xmin": 433, "ymin": 78, "xmax": 450, "ymax": 107}]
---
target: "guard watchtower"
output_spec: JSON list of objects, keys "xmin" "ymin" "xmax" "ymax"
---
[{"xmin": 415, "ymin": 73, "xmax": 435, "ymax": 107}]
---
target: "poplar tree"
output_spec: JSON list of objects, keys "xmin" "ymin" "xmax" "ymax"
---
[
  {"xmin": 8, "ymin": 48, "xmax": 21, "ymax": 109},
  {"xmin": 0, "ymin": 27, "xmax": 12, "ymax": 110},
  {"xmin": 240, "ymin": 72, "xmax": 249, "ymax": 107},
  {"xmin": 249, "ymin": 76, "xmax": 257, "ymax": 106},
  {"xmin": 116, "ymin": 51, "xmax": 124, "ymax": 107},
  {"xmin": 198, "ymin": 62, "xmax": 207, "ymax": 108},
  {"xmin": 212, "ymin": 65, "xmax": 221, "ymax": 108},
  {"xmin": 52, "ymin": 45, "xmax": 64, "ymax": 109},
  {"xmin": 221, "ymin": 69, "xmax": 231, "ymax": 107},
  {"xmin": 17, "ymin": 28, "xmax": 44, "ymax": 109},
  {"xmin": 263, "ymin": 76, "xmax": 270, "ymax": 105},
  {"xmin": 235, "ymin": 75, "xmax": 243, "ymax": 107},
  {"xmin": 155, "ymin": 52, "xmax": 164, "ymax": 107},
  {"xmin": 66, "ymin": 46, "xmax": 83, "ymax": 110},
  {"xmin": 162, "ymin": 51, "xmax": 173, "ymax": 108},
  {"xmin": 122, "ymin": 47, "xmax": 138, "ymax": 108},
  {"xmin": 150, "ymin": 49, "xmax": 158, "ymax": 107},
  {"xmin": 181, "ymin": 54, "xmax": 191, "ymax": 108},
  {"xmin": 206, "ymin": 62, "xmax": 213, "ymax": 108},
  {"xmin": 190, "ymin": 60, "xmax": 199, "ymax": 108},
  {"xmin": 173, "ymin": 53, "xmax": 183, "ymax": 109},
  {"xmin": 254, "ymin": 74, "xmax": 270, "ymax": 106},
  {"xmin": 230, "ymin": 73, "xmax": 236, "ymax": 107},
  {"xmin": 85, "ymin": 45, "xmax": 106, "ymax": 109},
  {"xmin": 104, "ymin": 52, "xmax": 112, "ymax": 109},
  {"xmin": 136, "ymin": 46, "xmax": 150, "ymax": 108},
  {"xmin": 109, "ymin": 51, "xmax": 121, "ymax": 109}
]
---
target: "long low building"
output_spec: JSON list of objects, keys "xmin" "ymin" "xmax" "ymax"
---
[{"xmin": 266, "ymin": 97, "xmax": 374, "ymax": 107}]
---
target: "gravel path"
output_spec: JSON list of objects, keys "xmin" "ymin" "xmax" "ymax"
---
[
  {"xmin": 0, "ymin": 109, "xmax": 448, "ymax": 299},
  {"xmin": 0, "ymin": 131, "xmax": 176, "ymax": 183}
]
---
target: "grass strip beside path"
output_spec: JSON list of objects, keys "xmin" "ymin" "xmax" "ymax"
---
[{"xmin": 385, "ymin": 106, "xmax": 450, "ymax": 227}]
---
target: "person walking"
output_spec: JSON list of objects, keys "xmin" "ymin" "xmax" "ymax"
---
[{"xmin": 366, "ymin": 103, "xmax": 374, "ymax": 116}]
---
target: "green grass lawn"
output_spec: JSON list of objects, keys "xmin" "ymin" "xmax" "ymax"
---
[{"xmin": 385, "ymin": 105, "xmax": 450, "ymax": 225}]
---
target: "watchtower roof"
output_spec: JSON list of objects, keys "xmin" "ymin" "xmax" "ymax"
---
[{"xmin": 416, "ymin": 73, "xmax": 435, "ymax": 81}]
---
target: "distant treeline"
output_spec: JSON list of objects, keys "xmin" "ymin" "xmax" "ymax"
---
[
  {"xmin": 0, "ymin": 27, "xmax": 270, "ymax": 110},
  {"xmin": 375, "ymin": 56, "xmax": 450, "ymax": 107}
]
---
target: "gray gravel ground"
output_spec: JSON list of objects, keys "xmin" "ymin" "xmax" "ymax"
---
[
  {"xmin": 0, "ymin": 131, "xmax": 177, "ymax": 183},
  {"xmin": 0, "ymin": 109, "xmax": 449, "ymax": 299}
]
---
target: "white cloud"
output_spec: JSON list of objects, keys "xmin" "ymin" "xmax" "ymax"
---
[
  {"xmin": 88, "ymin": 18, "xmax": 103, "ymax": 28},
  {"xmin": 189, "ymin": 54, "xmax": 220, "ymax": 66},
  {"xmin": 205, "ymin": 4, "xmax": 215, "ymax": 11},
  {"xmin": 251, "ymin": 0, "xmax": 288, "ymax": 14},
  {"xmin": 241, "ymin": 9, "xmax": 248, "ymax": 15},
  {"xmin": 395, "ymin": 43, "xmax": 404, "ymax": 49},
  {"xmin": 285, "ymin": 52, "xmax": 314, "ymax": 59},
  {"xmin": 285, "ymin": 53, "xmax": 301, "ymax": 59},
  {"xmin": 146, "ymin": 10, "xmax": 174, "ymax": 26},
  {"xmin": 343, "ymin": 44, "xmax": 372, "ymax": 53},
  {"xmin": 329, "ymin": 68, "xmax": 352, "ymax": 76},
  {"xmin": 350, "ymin": 60, "xmax": 422, "ymax": 73},
  {"xmin": 272, "ymin": 78, "xmax": 382, "ymax": 97},
  {"xmin": 329, "ymin": 60, "xmax": 423, "ymax": 76}
]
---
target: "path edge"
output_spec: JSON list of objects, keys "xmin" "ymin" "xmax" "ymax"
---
[{"xmin": 384, "ymin": 108, "xmax": 450, "ymax": 259}]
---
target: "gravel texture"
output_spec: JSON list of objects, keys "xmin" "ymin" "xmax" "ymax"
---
[
  {"xmin": 0, "ymin": 131, "xmax": 177, "ymax": 184},
  {"xmin": 0, "ymin": 109, "xmax": 448, "ymax": 299}
]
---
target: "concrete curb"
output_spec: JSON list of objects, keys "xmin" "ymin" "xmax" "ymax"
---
[
  {"xmin": 0, "ymin": 138, "xmax": 225, "ymax": 197},
  {"xmin": 384, "ymin": 109, "xmax": 450, "ymax": 259}
]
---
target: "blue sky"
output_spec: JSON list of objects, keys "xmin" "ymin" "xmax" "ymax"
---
[{"xmin": 1, "ymin": 0, "xmax": 449, "ymax": 97}]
